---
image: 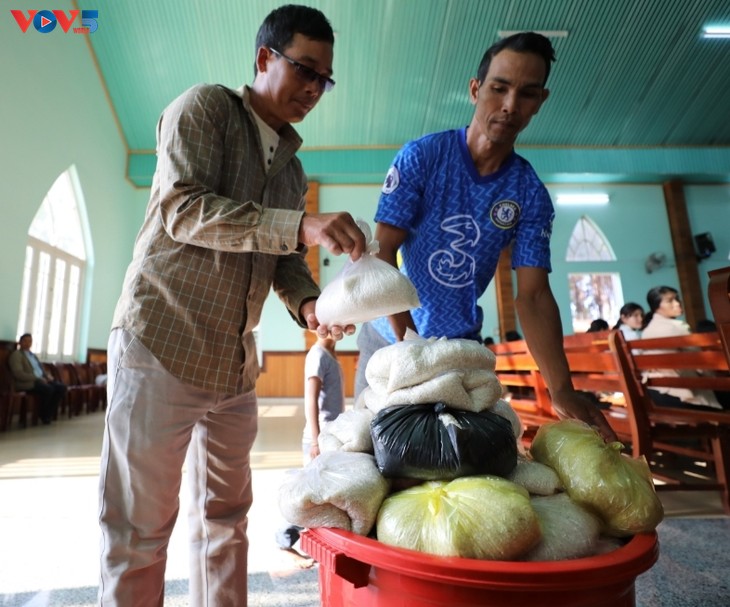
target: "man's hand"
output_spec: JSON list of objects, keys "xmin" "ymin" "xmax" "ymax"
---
[
  {"xmin": 550, "ymin": 388, "xmax": 619, "ymax": 443},
  {"xmin": 300, "ymin": 300, "xmax": 355, "ymax": 341},
  {"xmin": 299, "ymin": 212, "xmax": 367, "ymax": 260}
]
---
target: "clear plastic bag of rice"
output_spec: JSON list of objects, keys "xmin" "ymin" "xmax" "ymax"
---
[
  {"xmin": 376, "ymin": 475, "xmax": 541, "ymax": 560},
  {"xmin": 315, "ymin": 220, "xmax": 420, "ymax": 326},
  {"xmin": 523, "ymin": 493, "xmax": 603, "ymax": 561},
  {"xmin": 530, "ymin": 420, "xmax": 664, "ymax": 537}
]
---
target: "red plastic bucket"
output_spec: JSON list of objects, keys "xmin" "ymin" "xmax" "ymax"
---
[{"xmin": 301, "ymin": 527, "xmax": 658, "ymax": 607}]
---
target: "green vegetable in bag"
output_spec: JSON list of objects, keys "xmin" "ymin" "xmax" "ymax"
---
[
  {"xmin": 530, "ymin": 420, "xmax": 664, "ymax": 536},
  {"xmin": 376, "ymin": 475, "xmax": 541, "ymax": 560}
]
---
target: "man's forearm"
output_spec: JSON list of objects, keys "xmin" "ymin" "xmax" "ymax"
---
[{"xmin": 515, "ymin": 289, "xmax": 573, "ymax": 396}]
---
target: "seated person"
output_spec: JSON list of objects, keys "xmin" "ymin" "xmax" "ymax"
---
[
  {"xmin": 8, "ymin": 333, "xmax": 67, "ymax": 424},
  {"xmin": 613, "ymin": 302, "xmax": 644, "ymax": 341},
  {"xmin": 587, "ymin": 318, "xmax": 609, "ymax": 332},
  {"xmin": 641, "ymin": 286, "xmax": 723, "ymax": 410}
]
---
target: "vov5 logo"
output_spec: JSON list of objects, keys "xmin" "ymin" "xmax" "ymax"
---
[{"xmin": 11, "ymin": 9, "xmax": 98, "ymax": 34}]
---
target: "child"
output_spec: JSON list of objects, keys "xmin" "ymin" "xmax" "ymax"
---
[{"xmin": 276, "ymin": 336, "xmax": 345, "ymax": 567}]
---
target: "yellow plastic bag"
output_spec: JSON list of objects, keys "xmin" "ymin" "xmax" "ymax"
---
[
  {"xmin": 530, "ymin": 420, "xmax": 664, "ymax": 536},
  {"xmin": 376, "ymin": 475, "xmax": 541, "ymax": 560}
]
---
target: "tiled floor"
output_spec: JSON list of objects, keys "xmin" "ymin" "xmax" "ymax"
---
[
  {"xmin": 0, "ymin": 399, "xmax": 727, "ymax": 606},
  {"xmin": 0, "ymin": 399, "xmax": 323, "ymax": 606}
]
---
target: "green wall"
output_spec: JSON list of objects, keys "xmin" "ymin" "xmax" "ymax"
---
[
  {"xmin": 544, "ymin": 183, "xmax": 730, "ymax": 335},
  {"xmin": 1, "ymin": 0, "xmax": 148, "ymax": 354}
]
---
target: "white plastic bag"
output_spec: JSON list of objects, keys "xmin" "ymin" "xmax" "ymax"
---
[
  {"xmin": 315, "ymin": 220, "xmax": 420, "ymax": 326},
  {"xmin": 278, "ymin": 451, "xmax": 390, "ymax": 536},
  {"xmin": 318, "ymin": 407, "xmax": 375, "ymax": 454},
  {"xmin": 523, "ymin": 493, "xmax": 602, "ymax": 561}
]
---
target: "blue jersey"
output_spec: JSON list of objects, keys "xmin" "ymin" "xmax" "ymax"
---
[{"xmin": 371, "ymin": 127, "xmax": 554, "ymax": 343}]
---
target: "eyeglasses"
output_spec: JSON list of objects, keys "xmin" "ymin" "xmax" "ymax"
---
[{"xmin": 269, "ymin": 48, "xmax": 335, "ymax": 93}]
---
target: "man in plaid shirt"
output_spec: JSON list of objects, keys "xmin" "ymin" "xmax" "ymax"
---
[{"xmin": 98, "ymin": 5, "xmax": 364, "ymax": 605}]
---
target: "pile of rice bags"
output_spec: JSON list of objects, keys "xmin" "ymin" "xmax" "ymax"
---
[{"xmin": 278, "ymin": 333, "xmax": 664, "ymax": 560}]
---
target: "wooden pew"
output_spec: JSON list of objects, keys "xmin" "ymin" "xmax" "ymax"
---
[
  {"xmin": 608, "ymin": 329, "xmax": 730, "ymax": 513},
  {"xmin": 708, "ymin": 265, "xmax": 730, "ymax": 363},
  {"xmin": 488, "ymin": 331, "xmax": 630, "ymax": 443},
  {"xmin": 0, "ymin": 341, "xmax": 41, "ymax": 430},
  {"xmin": 0, "ymin": 339, "xmax": 106, "ymax": 428}
]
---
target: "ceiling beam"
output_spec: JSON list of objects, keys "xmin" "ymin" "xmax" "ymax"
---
[{"xmin": 126, "ymin": 146, "xmax": 730, "ymax": 188}]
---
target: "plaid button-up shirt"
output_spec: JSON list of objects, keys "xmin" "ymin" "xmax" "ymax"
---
[{"xmin": 113, "ymin": 84, "xmax": 320, "ymax": 394}]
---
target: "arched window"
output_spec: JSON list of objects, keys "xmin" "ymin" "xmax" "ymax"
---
[
  {"xmin": 16, "ymin": 167, "xmax": 92, "ymax": 360},
  {"xmin": 566, "ymin": 215, "xmax": 616, "ymax": 261},
  {"xmin": 565, "ymin": 216, "xmax": 623, "ymax": 333}
]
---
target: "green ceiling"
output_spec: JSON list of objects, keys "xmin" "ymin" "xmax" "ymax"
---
[{"xmin": 81, "ymin": 0, "xmax": 730, "ymax": 187}]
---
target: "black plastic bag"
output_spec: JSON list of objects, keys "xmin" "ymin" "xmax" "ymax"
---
[{"xmin": 370, "ymin": 402, "xmax": 518, "ymax": 481}]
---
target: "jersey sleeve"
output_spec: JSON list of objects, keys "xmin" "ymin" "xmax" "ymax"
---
[
  {"xmin": 511, "ymin": 183, "xmax": 554, "ymax": 271},
  {"xmin": 374, "ymin": 138, "xmax": 428, "ymax": 230}
]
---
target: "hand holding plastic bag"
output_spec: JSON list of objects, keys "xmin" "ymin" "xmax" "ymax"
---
[{"xmin": 315, "ymin": 220, "xmax": 420, "ymax": 327}]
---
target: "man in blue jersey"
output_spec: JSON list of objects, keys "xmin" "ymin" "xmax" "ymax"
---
[{"xmin": 356, "ymin": 32, "xmax": 617, "ymax": 441}]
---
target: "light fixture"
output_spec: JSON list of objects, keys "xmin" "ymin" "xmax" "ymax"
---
[
  {"xmin": 702, "ymin": 25, "xmax": 730, "ymax": 38},
  {"xmin": 498, "ymin": 30, "xmax": 569, "ymax": 38},
  {"xmin": 555, "ymin": 193, "xmax": 609, "ymax": 206}
]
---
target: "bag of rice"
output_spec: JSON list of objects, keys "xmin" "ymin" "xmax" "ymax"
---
[
  {"xmin": 315, "ymin": 220, "xmax": 420, "ymax": 326},
  {"xmin": 371, "ymin": 402, "xmax": 518, "ymax": 481},
  {"xmin": 278, "ymin": 451, "xmax": 390, "ymax": 536},
  {"xmin": 318, "ymin": 407, "xmax": 374, "ymax": 454},
  {"xmin": 376, "ymin": 475, "xmax": 541, "ymax": 560},
  {"xmin": 507, "ymin": 455, "xmax": 563, "ymax": 495},
  {"xmin": 530, "ymin": 420, "xmax": 664, "ymax": 536},
  {"xmin": 523, "ymin": 493, "xmax": 602, "ymax": 561}
]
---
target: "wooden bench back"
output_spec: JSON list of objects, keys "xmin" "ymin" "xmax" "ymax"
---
[
  {"xmin": 708, "ymin": 266, "xmax": 730, "ymax": 364},
  {"xmin": 613, "ymin": 331, "xmax": 730, "ymax": 388},
  {"xmin": 607, "ymin": 329, "xmax": 730, "ymax": 512},
  {"xmin": 488, "ymin": 330, "xmax": 628, "ymax": 441},
  {"xmin": 608, "ymin": 329, "xmax": 730, "ymax": 450}
]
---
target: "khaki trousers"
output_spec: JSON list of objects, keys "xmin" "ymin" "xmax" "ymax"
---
[{"xmin": 98, "ymin": 329, "xmax": 258, "ymax": 606}]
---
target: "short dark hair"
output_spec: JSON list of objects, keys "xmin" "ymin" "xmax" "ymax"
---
[
  {"xmin": 476, "ymin": 32, "xmax": 556, "ymax": 86},
  {"xmin": 18, "ymin": 333, "xmax": 32, "ymax": 342},
  {"xmin": 587, "ymin": 319, "xmax": 610, "ymax": 333},
  {"xmin": 254, "ymin": 4, "xmax": 334, "ymax": 74}
]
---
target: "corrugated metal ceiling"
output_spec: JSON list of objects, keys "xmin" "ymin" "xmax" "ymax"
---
[{"xmin": 80, "ymin": 0, "xmax": 730, "ymax": 185}]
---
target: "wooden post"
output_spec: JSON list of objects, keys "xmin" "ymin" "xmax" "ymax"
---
[
  {"xmin": 662, "ymin": 180, "xmax": 706, "ymax": 330},
  {"xmin": 303, "ymin": 182, "xmax": 320, "ymax": 350},
  {"xmin": 494, "ymin": 246, "xmax": 517, "ymax": 341}
]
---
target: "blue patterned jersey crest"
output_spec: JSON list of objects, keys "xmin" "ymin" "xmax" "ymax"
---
[{"xmin": 372, "ymin": 127, "xmax": 553, "ymax": 343}]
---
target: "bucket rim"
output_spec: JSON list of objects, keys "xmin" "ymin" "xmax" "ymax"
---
[{"xmin": 303, "ymin": 527, "xmax": 659, "ymax": 589}]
